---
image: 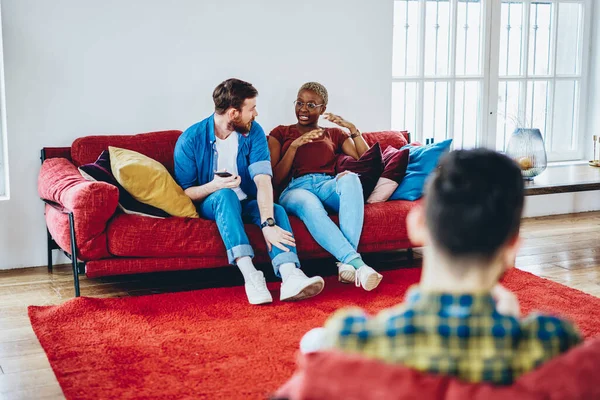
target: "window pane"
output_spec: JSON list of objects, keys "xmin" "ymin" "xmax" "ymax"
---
[
  {"xmin": 556, "ymin": 3, "xmax": 582, "ymax": 75},
  {"xmin": 528, "ymin": 2, "xmax": 553, "ymax": 76},
  {"xmin": 526, "ymin": 80, "xmax": 552, "ymax": 142},
  {"xmin": 424, "ymin": 0, "xmax": 451, "ymax": 76},
  {"xmin": 393, "ymin": 0, "xmax": 420, "ymax": 76},
  {"xmin": 454, "ymin": 81, "xmax": 481, "ymax": 149},
  {"xmin": 552, "ymin": 80, "xmax": 579, "ymax": 152},
  {"xmin": 500, "ymin": 1, "xmax": 524, "ymax": 76},
  {"xmin": 496, "ymin": 81, "xmax": 523, "ymax": 151},
  {"xmin": 456, "ymin": 0, "xmax": 483, "ymax": 75},
  {"xmin": 423, "ymin": 82, "xmax": 449, "ymax": 143},
  {"xmin": 391, "ymin": 82, "xmax": 418, "ymax": 135}
]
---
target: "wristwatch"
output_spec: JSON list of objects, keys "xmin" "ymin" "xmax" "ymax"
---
[
  {"xmin": 350, "ymin": 130, "xmax": 361, "ymax": 139},
  {"xmin": 260, "ymin": 217, "xmax": 276, "ymax": 229}
]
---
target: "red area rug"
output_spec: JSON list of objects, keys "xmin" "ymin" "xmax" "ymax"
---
[{"xmin": 29, "ymin": 268, "xmax": 600, "ymax": 400}]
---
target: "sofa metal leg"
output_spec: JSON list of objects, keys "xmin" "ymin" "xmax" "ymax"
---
[
  {"xmin": 47, "ymin": 229, "xmax": 54, "ymax": 272},
  {"xmin": 68, "ymin": 212, "xmax": 81, "ymax": 297}
]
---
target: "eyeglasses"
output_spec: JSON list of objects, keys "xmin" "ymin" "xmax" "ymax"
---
[{"xmin": 293, "ymin": 100, "xmax": 325, "ymax": 110}]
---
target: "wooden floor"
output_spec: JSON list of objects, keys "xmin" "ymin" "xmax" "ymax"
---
[{"xmin": 1, "ymin": 211, "xmax": 599, "ymax": 399}]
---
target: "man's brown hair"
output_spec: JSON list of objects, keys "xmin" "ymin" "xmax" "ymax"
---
[{"xmin": 213, "ymin": 78, "xmax": 258, "ymax": 115}]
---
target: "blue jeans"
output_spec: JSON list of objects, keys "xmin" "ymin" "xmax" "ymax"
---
[
  {"xmin": 198, "ymin": 189, "xmax": 300, "ymax": 277},
  {"xmin": 279, "ymin": 173, "xmax": 364, "ymax": 264}
]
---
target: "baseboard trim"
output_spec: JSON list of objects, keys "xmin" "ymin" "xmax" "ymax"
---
[{"xmin": 523, "ymin": 190, "xmax": 600, "ymax": 218}]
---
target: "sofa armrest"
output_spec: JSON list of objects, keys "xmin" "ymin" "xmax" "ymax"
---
[{"xmin": 39, "ymin": 158, "xmax": 119, "ymax": 260}]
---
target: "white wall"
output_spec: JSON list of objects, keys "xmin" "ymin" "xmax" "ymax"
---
[
  {"xmin": 523, "ymin": 191, "xmax": 600, "ymax": 218},
  {"xmin": 0, "ymin": 0, "xmax": 394, "ymax": 269}
]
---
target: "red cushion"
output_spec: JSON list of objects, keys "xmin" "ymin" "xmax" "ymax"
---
[
  {"xmin": 106, "ymin": 200, "xmax": 415, "ymax": 259},
  {"xmin": 71, "ymin": 130, "xmax": 182, "ymax": 173},
  {"xmin": 274, "ymin": 338, "xmax": 600, "ymax": 400},
  {"xmin": 362, "ymin": 131, "xmax": 409, "ymax": 151}
]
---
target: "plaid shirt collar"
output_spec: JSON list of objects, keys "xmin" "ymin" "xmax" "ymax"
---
[{"xmin": 406, "ymin": 286, "xmax": 497, "ymax": 317}]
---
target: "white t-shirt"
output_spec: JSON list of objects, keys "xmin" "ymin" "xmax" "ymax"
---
[{"xmin": 215, "ymin": 132, "xmax": 247, "ymax": 201}]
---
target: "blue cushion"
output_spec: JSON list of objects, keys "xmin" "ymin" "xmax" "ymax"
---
[{"xmin": 388, "ymin": 139, "xmax": 453, "ymax": 201}]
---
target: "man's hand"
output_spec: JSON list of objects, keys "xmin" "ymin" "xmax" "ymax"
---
[
  {"xmin": 290, "ymin": 129, "xmax": 324, "ymax": 149},
  {"xmin": 324, "ymin": 113, "xmax": 357, "ymax": 133},
  {"xmin": 262, "ymin": 225, "xmax": 296, "ymax": 252},
  {"xmin": 492, "ymin": 284, "xmax": 521, "ymax": 318},
  {"xmin": 209, "ymin": 171, "xmax": 241, "ymax": 191}
]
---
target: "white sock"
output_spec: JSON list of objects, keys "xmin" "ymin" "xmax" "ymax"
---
[
  {"xmin": 279, "ymin": 263, "xmax": 299, "ymax": 281},
  {"xmin": 236, "ymin": 256, "xmax": 258, "ymax": 282}
]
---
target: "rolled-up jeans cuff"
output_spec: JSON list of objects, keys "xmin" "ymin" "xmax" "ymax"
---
[
  {"xmin": 227, "ymin": 244, "xmax": 254, "ymax": 265},
  {"xmin": 271, "ymin": 252, "xmax": 301, "ymax": 277},
  {"xmin": 341, "ymin": 252, "xmax": 361, "ymax": 265}
]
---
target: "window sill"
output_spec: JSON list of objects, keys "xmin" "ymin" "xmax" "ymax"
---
[
  {"xmin": 547, "ymin": 160, "xmax": 589, "ymax": 167},
  {"xmin": 0, "ymin": 195, "xmax": 9, "ymax": 201}
]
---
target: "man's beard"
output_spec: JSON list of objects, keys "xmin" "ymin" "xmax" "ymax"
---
[{"xmin": 231, "ymin": 116, "xmax": 253, "ymax": 134}]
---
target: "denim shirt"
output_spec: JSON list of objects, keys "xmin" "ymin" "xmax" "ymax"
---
[{"xmin": 173, "ymin": 114, "xmax": 273, "ymax": 199}]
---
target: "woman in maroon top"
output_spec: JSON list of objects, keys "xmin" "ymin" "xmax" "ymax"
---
[{"xmin": 268, "ymin": 82, "xmax": 383, "ymax": 291}]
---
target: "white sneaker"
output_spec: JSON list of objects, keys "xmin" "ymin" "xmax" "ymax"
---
[
  {"xmin": 355, "ymin": 265, "xmax": 383, "ymax": 291},
  {"xmin": 337, "ymin": 262, "xmax": 356, "ymax": 284},
  {"xmin": 280, "ymin": 269, "xmax": 325, "ymax": 301},
  {"xmin": 244, "ymin": 271, "xmax": 273, "ymax": 305}
]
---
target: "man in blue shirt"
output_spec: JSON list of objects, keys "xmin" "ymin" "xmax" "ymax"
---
[{"xmin": 174, "ymin": 78, "xmax": 324, "ymax": 305}]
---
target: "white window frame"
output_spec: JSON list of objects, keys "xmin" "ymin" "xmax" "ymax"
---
[
  {"xmin": 392, "ymin": 0, "xmax": 491, "ymax": 148},
  {"xmin": 0, "ymin": 4, "xmax": 8, "ymax": 200},
  {"xmin": 488, "ymin": 0, "xmax": 592, "ymax": 161},
  {"xmin": 392, "ymin": 0, "xmax": 592, "ymax": 162}
]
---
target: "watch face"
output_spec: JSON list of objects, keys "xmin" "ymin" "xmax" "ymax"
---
[{"xmin": 267, "ymin": 218, "xmax": 275, "ymax": 226}]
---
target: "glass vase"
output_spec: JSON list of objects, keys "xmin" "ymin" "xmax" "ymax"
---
[{"xmin": 506, "ymin": 128, "xmax": 547, "ymax": 180}]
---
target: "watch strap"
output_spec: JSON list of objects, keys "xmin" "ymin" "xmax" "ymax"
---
[{"xmin": 260, "ymin": 218, "xmax": 276, "ymax": 228}]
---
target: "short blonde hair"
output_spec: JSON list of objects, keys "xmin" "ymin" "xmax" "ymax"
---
[{"xmin": 298, "ymin": 82, "xmax": 328, "ymax": 105}]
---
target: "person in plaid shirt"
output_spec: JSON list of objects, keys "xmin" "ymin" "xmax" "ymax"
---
[{"xmin": 300, "ymin": 148, "xmax": 582, "ymax": 385}]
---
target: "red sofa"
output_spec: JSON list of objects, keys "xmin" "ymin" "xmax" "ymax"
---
[{"xmin": 38, "ymin": 130, "xmax": 415, "ymax": 295}]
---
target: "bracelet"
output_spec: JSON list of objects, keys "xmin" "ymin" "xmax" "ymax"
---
[{"xmin": 350, "ymin": 130, "xmax": 361, "ymax": 139}]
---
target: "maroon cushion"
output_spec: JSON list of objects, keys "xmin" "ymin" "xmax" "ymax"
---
[
  {"xmin": 381, "ymin": 146, "xmax": 410, "ymax": 183},
  {"xmin": 78, "ymin": 151, "xmax": 170, "ymax": 218},
  {"xmin": 335, "ymin": 142, "xmax": 383, "ymax": 198}
]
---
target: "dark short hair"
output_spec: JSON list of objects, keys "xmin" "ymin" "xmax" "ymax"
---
[
  {"xmin": 424, "ymin": 148, "xmax": 524, "ymax": 262},
  {"xmin": 212, "ymin": 78, "xmax": 258, "ymax": 115}
]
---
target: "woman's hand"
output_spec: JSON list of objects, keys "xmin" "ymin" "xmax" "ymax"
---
[
  {"xmin": 290, "ymin": 128, "xmax": 323, "ymax": 149},
  {"xmin": 324, "ymin": 113, "xmax": 357, "ymax": 134}
]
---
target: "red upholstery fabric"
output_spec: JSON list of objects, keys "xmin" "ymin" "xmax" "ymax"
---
[
  {"xmin": 275, "ymin": 338, "xmax": 600, "ymax": 400},
  {"xmin": 362, "ymin": 131, "xmax": 409, "ymax": 152},
  {"xmin": 39, "ymin": 158, "xmax": 119, "ymax": 260},
  {"xmin": 106, "ymin": 200, "xmax": 414, "ymax": 260},
  {"xmin": 71, "ymin": 130, "xmax": 182, "ymax": 173},
  {"xmin": 85, "ymin": 255, "xmax": 270, "ymax": 278},
  {"xmin": 42, "ymin": 147, "xmax": 71, "ymax": 161},
  {"xmin": 516, "ymin": 338, "xmax": 600, "ymax": 399}
]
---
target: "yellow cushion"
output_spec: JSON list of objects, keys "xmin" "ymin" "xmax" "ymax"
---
[{"xmin": 109, "ymin": 146, "xmax": 198, "ymax": 218}]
